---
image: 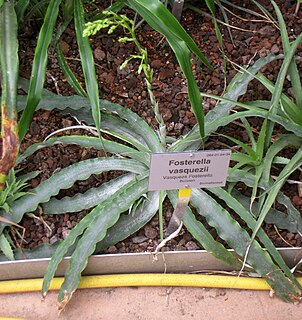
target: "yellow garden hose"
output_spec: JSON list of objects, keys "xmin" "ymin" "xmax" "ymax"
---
[
  {"xmin": 1, "ymin": 273, "xmax": 302, "ymax": 294},
  {"xmin": 1, "ymin": 274, "xmax": 301, "ymax": 320}
]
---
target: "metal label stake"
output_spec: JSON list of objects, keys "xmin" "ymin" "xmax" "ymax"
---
[{"xmin": 165, "ymin": 188, "xmax": 192, "ymax": 236}]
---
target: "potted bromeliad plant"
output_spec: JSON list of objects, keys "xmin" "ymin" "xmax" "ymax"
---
[{"xmin": 0, "ymin": 0, "xmax": 301, "ymax": 309}]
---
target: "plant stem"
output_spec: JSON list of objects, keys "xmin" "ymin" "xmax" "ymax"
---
[
  {"xmin": 128, "ymin": 21, "xmax": 167, "ymax": 147},
  {"xmin": 159, "ymin": 190, "xmax": 164, "ymax": 242}
]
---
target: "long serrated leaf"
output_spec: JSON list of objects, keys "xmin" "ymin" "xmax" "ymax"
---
[
  {"xmin": 167, "ymin": 190, "xmax": 242, "ymax": 268},
  {"xmin": 95, "ymin": 190, "xmax": 159, "ymax": 252},
  {"xmin": 16, "ymin": 95, "xmax": 163, "ymax": 153},
  {"xmin": 206, "ymin": 109, "xmax": 302, "ymax": 138},
  {"xmin": 18, "ymin": 0, "xmax": 62, "ymax": 140},
  {"xmin": 42, "ymin": 175, "xmax": 148, "ymax": 297},
  {"xmin": 228, "ymin": 170, "xmax": 302, "ymax": 234},
  {"xmin": 0, "ymin": 158, "xmax": 147, "ymax": 232},
  {"xmin": 55, "ymin": 176, "xmax": 148, "ymax": 303},
  {"xmin": 17, "ymin": 135, "xmax": 150, "ymax": 166},
  {"xmin": 204, "ymin": 54, "xmax": 281, "ymax": 124},
  {"xmin": 231, "ymin": 189, "xmax": 301, "ymax": 233},
  {"xmin": 43, "ymin": 173, "xmax": 136, "ymax": 213},
  {"xmin": 208, "ymin": 187, "xmax": 302, "ymax": 290},
  {"xmin": 190, "ymin": 188, "xmax": 302, "ymax": 301},
  {"xmin": 256, "ymin": 73, "xmax": 302, "ymax": 125},
  {"xmin": 74, "ymin": 0, "xmax": 101, "ymax": 134},
  {"xmin": 19, "ymin": 94, "xmax": 151, "ymax": 149},
  {"xmin": 169, "ymin": 102, "xmax": 302, "ymax": 154},
  {"xmin": 261, "ymin": 134, "xmax": 302, "ymax": 186}
]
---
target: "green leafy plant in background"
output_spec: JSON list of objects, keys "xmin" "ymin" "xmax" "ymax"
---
[
  {"xmin": 200, "ymin": 0, "xmax": 302, "ymax": 248},
  {"xmin": 0, "ymin": 168, "xmax": 38, "ymax": 260},
  {"xmin": 0, "ymin": 0, "xmax": 302, "ymax": 309},
  {"xmin": 0, "ymin": 169, "xmax": 33, "ymax": 213}
]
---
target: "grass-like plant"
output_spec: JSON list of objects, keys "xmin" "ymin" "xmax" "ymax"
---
[
  {"xmin": 0, "ymin": 0, "xmax": 302, "ymax": 309},
  {"xmin": 9, "ymin": 47, "xmax": 302, "ymax": 305}
]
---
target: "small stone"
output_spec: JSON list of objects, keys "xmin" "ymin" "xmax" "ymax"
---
[
  {"xmin": 62, "ymin": 118, "xmax": 73, "ymax": 127},
  {"xmin": 59, "ymin": 40, "xmax": 70, "ymax": 54},
  {"xmin": 31, "ymin": 178, "xmax": 39, "ymax": 188},
  {"xmin": 292, "ymin": 195, "xmax": 302, "ymax": 206},
  {"xmin": 185, "ymin": 241, "xmax": 199, "ymax": 251},
  {"xmin": 138, "ymin": 242, "xmax": 148, "ymax": 249},
  {"xmin": 174, "ymin": 123, "xmax": 184, "ymax": 131},
  {"xmin": 125, "ymin": 77, "xmax": 137, "ymax": 89},
  {"xmin": 94, "ymin": 47, "xmax": 106, "ymax": 61},
  {"xmin": 150, "ymin": 59, "xmax": 163, "ymax": 68},
  {"xmin": 45, "ymin": 158, "xmax": 54, "ymax": 168},
  {"xmin": 167, "ymin": 122, "xmax": 174, "ymax": 132},
  {"xmin": 144, "ymin": 225, "xmax": 157, "ymax": 239},
  {"xmin": 161, "ymin": 109, "xmax": 172, "ymax": 121},
  {"xmin": 159, "ymin": 68, "xmax": 174, "ymax": 80},
  {"xmin": 107, "ymin": 246, "xmax": 118, "ymax": 253},
  {"xmin": 290, "ymin": 240, "xmax": 297, "ymax": 246},
  {"xmin": 242, "ymin": 55, "xmax": 250, "ymax": 65},
  {"xmin": 132, "ymin": 236, "xmax": 148, "ymax": 244},
  {"xmin": 62, "ymin": 228, "xmax": 70, "ymax": 239},
  {"xmin": 259, "ymin": 48, "xmax": 269, "ymax": 57},
  {"xmin": 287, "ymin": 233, "xmax": 295, "ymax": 241},
  {"xmin": 258, "ymin": 26, "xmax": 275, "ymax": 36},
  {"xmin": 271, "ymin": 44, "xmax": 280, "ymax": 54},
  {"xmin": 42, "ymin": 237, "xmax": 49, "ymax": 243},
  {"xmin": 50, "ymin": 235, "xmax": 58, "ymax": 245},
  {"xmin": 211, "ymin": 76, "xmax": 221, "ymax": 85},
  {"xmin": 172, "ymin": 77, "xmax": 182, "ymax": 86},
  {"xmin": 175, "ymin": 245, "xmax": 186, "ymax": 251}
]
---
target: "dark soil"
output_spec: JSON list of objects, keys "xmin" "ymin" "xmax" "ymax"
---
[{"xmin": 12, "ymin": 0, "xmax": 302, "ymax": 254}]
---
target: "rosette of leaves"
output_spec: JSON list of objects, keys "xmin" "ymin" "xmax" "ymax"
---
[{"xmin": 6, "ymin": 71, "xmax": 302, "ymax": 307}]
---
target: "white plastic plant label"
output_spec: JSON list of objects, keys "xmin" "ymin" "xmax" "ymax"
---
[{"xmin": 148, "ymin": 149, "xmax": 231, "ymax": 191}]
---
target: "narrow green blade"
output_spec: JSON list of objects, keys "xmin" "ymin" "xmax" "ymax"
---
[
  {"xmin": 18, "ymin": 0, "xmax": 62, "ymax": 140},
  {"xmin": 74, "ymin": 0, "xmax": 101, "ymax": 134}
]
